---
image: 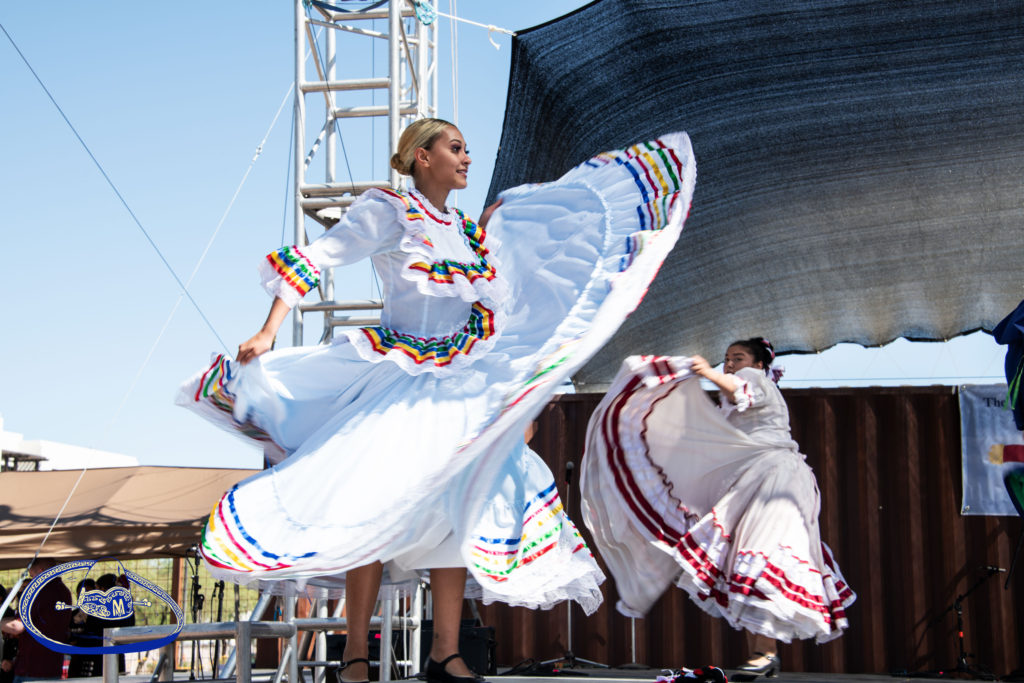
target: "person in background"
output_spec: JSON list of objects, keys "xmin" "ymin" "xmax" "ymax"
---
[
  {"xmin": 0, "ymin": 584, "xmax": 17, "ymax": 683},
  {"xmin": 83, "ymin": 574, "xmax": 134, "ymax": 675},
  {"xmin": 67, "ymin": 578, "xmax": 99, "ymax": 678},
  {"xmin": 993, "ymin": 298, "xmax": 1024, "ymax": 431},
  {"xmin": 0, "ymin": 559, "xmax": 72, "ymax": 683}
]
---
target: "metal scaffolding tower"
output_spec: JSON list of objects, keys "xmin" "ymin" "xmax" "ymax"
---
[
  {"xmin": 292, "ymin": 0, "xmax": 438, "ymax": 345},
  {"xmin": 284, "ymin": 6, "xmax": 438, "ymax": 679}
]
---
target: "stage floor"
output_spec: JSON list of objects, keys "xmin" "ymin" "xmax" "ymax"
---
[
  {"xmin": 495, "ymin": 669, "xmax": 954, "ymax": 683},
  {"xmin": 42, "ymin": 668, "xmax": 979, "ymax": 683}
]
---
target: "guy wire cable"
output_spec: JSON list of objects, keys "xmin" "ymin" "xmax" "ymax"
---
[
  {"xmin": 0, "ymin": 20, "xmax": 301, "ymax": 584},
  {"xmin": 371, "ymin": 14, "xmax": 382, "ymax": 299},
  {"xmin": 449, "ymin": 0, "xmax": 458, "ymax": 126},
  {"xmin": 281, "ymin": 106, "xmax": 296, "ymax": 247},
  {"xmin": 0, "ymin": 20, "xmax": 227, "ymax": 610},
  {"xmin": 105, "ymin": 79, "xmax": 297, "ymax": 441},
  {"xmin": 0, "ymin": 20, "xmax": 229, "ymax": 355}
]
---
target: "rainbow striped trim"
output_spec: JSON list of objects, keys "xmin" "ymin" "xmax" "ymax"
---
[
  {"xmin": 404, "ymin": 196, "xmax": 497, "ymax": 285},
  {"xmin": 619, "ymin": 231, "xmax": 656, "ymax": 272},
  {"xmin": 378, "ymin": 187, "xmax": 430, "ymax": 224},
  {"xmin": 408, "ymin": 253, "xmax": 497, "ymax": 284},
  {"xmin": 586, "ymin": 138, "xmax": 688, "ymax": 232},
  {"xmin": 360, "ymin": 301, "xmax": 496, "ymax": 366},
  {"xmin": 266, "ymin": 246, "xmax": 321, "ymax": 297},
  {"xmin": 470, "ymin": 481, "xmax": 590, "ymax": 582},
  {"xmin": 193, "ymin": 355, "xmax": 273, "ymax": 443},
  {"xmin": 194, "ymin": 354, "xmax": 233, "ymax": 406},
  {"xmin": 201, "ymin": 485, "xmax": 317, "ymax": 573},
  {"xmin": 376, "ymin": 188, "xmax": 497, "ymax": 285}
]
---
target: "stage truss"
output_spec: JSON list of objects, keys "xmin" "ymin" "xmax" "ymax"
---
[{"xmin": 291, "ymin": 0, "xmax": 438, "ymax": 345}]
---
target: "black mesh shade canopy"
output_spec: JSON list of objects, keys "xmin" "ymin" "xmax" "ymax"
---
[{"xmin": 487, "ymin": 0, "xmax": 1024, "ymax": 388}]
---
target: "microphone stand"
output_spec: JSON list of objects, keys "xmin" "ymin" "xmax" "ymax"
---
[
  {"xmin": 902, "ymin": 566, "xmax": 1002, "ymax": 680},
  {"xmin": 188, "ymin": 547, "xmax": 206, "ymax": 680},
  {"xmin": 542, "ymin": 461, "xmax": 608, "ymax": 670},
  {"xmin": 211, "ymin": 580, "xmax": 225, "ymax": 678}
]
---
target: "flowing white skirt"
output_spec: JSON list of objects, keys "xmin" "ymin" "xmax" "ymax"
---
[
  {"xmin": 581, "ymin": 356, "xmax": 855, "ymax": 641},
  {"xmin": 178, "ymin": 134, "xmax": 697, "ymax": 614}
]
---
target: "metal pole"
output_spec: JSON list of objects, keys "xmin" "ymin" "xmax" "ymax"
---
[
  {"xmin": 410, "ymin": 582, "xmax": 423, "ymax": 676},
  {"xmin": 273, "ymin": 646, "xmax": 293, "ymax": 683},
  {"xmin": 286, "ymin": 595, "xmax": 300, "ymax": 683},
  {"xmin": 326, "ymin": 25, "xmax": 336, "ymax": 187},
  {"xmin": 323, "ymin": 15, "xmax": 337, "ymax": 307},
  {"xmin": 213, "ymin": 581, "xmax": 225, "ymax": 678},
  {"xmin": 430, "ymin": 2, "xmax": 438, "ymax": 118},
  {"xmin": 315, "ymin": 598, "xmax": 328, "ymax": 683},
  {"xmin": 158, "ymin": 645, "xmax": 174, "ymax": 682},
  {"xmin": 380, "ymin": 591, "xmax": 393, "ymax": 682},
  {"xmin": 631, "ymin": 618, "xmax": 637, "ymax": 663},
  {"xmin": 236, "ymin": 620, "xmax": 252, "ymax": 683},
  {"xmin": 103, "ymin": 651, "xmax": 119, "ymax": 683},
  {"xmin": 416, "ymin": 2, "xmax": 428, "ymax": 116},
  {"xmin": 388, "ymin": 0, "xmax": 401, "ymax": 189},
  {"xmin": 221, "ymin": 589, "xmax": 273, "ymax": 678},
  {"xmin": 293, "ymin": 0, "xmax": 308, "ymax": 346}
]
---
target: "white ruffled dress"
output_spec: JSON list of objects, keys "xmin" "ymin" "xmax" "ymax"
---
[
  {"xmin": 581, "ymin": 356, "xmax": 855, "ymax": 641},
  {"xmin": 178, "ymin": 133, "xmax": 696, "ymax": 613}
]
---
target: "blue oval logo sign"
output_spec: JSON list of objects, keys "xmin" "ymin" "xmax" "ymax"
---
[{"xmin": 19, "ymin": 559, "xmax": 183, "ymax": 655}]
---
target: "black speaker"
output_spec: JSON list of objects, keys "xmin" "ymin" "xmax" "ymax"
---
[{"xmin": 419, "ymin": 620, "xmax": 496, "ymax": 676}]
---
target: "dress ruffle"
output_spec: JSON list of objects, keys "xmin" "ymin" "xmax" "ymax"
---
[
  {"xmin": 673, "ymin": 507, "xmax": 854, "ymax": 642},
  {"xmin": 581, "ymin": 355, "xmax": 855, "ymax": 642},
  {"xmin": 374, "ymin": 187, "xmax": 511, "ymax": 305},
  {"xmin": 179, "ymin": 133, "xmax": 697, "ymax": 614},
  {"xmin": 339, "ymin": 299, "xmax": 509, "ymax": 378}
]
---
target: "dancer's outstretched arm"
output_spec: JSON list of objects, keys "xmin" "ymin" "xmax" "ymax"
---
[
  {"xmin": 237, "ymin": 296, "xmax": 292, "ymax": 364},
  {"xmin": 690, "ymin": 354, "xmax": 741, "ymax": 399}
]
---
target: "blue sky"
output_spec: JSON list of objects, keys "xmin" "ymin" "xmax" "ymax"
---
[{"xmin": 0, "ymin": 2, "xmax": 1007, "ymax": 470}]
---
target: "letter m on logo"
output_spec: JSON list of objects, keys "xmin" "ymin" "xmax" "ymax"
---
[{"xmin": 112, "ymin": 599, "xmax": 126, "ymax": 617}]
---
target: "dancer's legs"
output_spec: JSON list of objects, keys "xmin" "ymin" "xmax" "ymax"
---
[
  {"xmin": 743, "ymin": 631, "xmax": 778, "ymax": 664},
  {"xmin": 428, "ymin": 567, "xmax": 474, "ymax": 677},
  {"xmin": 340, "ymin": 562, "xmax": 384, "ymax": 682}
]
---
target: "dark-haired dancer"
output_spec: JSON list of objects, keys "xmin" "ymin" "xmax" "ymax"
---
[{"xmin": 581, "ymin": 340, "xmax": 855, "ymax": 679}]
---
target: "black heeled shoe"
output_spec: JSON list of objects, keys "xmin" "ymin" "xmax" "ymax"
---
[
  {"xmin": 732, "ymin": 652, "xmax": 780, "ymax": 681},
  {"xmin": 425, "ymin": 654, "xmax": 486, "ymax": 683},
  {"xmin": 334, "ymin": 657, "xmax": 370, "ymax": 683}
]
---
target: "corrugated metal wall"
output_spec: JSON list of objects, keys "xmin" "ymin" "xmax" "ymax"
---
[{"xmin": 477, "ymin": 388, "xmax": 1024, "ymax": 676}]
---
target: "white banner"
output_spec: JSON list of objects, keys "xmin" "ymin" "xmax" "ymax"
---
[{"xmin": 960, "ymin": 384, "xmax": 1024, "ymax": 516}]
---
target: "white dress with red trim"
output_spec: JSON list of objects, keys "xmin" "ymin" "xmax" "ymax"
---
[
  {"xmin": 581, "ymin": 357, "xmax": 855, "ymax": 642},
  {"xmin": 178, "ymin": 133, "xmax": 696, "ymax": 614}
]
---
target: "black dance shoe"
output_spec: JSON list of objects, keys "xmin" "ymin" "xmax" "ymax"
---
[
  {"xmin": 731, "ymin": 652, "xmax": 780, "ymax": 681},
  {"xmin": 425, "ymin": 654, "xmax": 486, "ymax": 683},
  {"xmin": 334, "ymin": 657, "xmax": 370, "ymax": 683}
]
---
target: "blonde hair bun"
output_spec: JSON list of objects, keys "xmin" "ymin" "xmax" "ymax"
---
[{"xmin": 389, "ymin": 152, "xmax": 406, "ymax": 175}]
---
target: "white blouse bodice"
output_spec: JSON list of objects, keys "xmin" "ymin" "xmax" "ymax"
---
[
  {"xmin": 258, "ymin": 187, "xmax": 508, "ymax": 375},
  {"xmin": 719, "ymin": 366, "xmax": 801, "ymax": 453}
]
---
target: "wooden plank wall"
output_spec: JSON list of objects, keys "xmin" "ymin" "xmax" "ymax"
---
[{"xmin": 476, "ymin": 388, "xmax": 1024, "ymax": 676}]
